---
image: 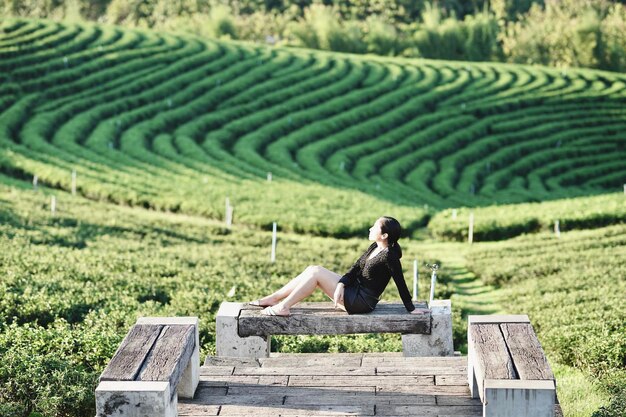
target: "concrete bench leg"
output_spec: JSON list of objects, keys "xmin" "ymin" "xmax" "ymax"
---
[
  {"xmin": 95, "ymin": 381, "xmax": 176, "ymax": 417},
  {"xmin": 484, "ymin": 379, "xmax": 556, "ymax": 417},
  {"xmin": 136, "ymin": 317, "xmax": 200, "ymax": 399},
  {"xmin": 402, "ymin": 299, "xmax": 453, "ymax": 356},
  {"xmin": 216, "ymin": 302, "xmax": 270, "ymax": 358}
]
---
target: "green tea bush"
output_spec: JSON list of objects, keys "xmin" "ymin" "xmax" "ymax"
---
[{"xmin": 429, "ymin": 193, "xmax": 626, "ymax": 241}]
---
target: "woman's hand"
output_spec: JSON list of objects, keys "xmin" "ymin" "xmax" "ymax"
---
[
  {"xmin": 410, "ymin": 308, "xmax": 429, "ymax": 315},
  {"xmin": 333, "ymin": 283, "xmax": 345, "ymax": 308}
]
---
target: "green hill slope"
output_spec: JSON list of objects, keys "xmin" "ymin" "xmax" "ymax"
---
[{"xmin": 1, "ymin": 18, "xmax": 625, "ymax": 238}]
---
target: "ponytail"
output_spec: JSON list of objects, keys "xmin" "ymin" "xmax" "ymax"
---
[
  {"xmin": 389, "ymin": 240, "xmax": 403, "ymax": 259},
  {"xmin": 380, "ymin": 216, "xmax": 403, "ymax": 259}
]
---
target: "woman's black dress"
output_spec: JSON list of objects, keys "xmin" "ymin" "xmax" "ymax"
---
[{"xmin": 339, "ymin": 243, "xmax": 415, "ymax": 314}]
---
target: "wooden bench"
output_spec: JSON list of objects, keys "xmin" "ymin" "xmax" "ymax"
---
[
  {"xmin": 216, "ymin": 300, "xmax": 454, "ymax": 357},
  {"xmin": 467, "ymin": 315, "xmax": 557, "ymax": 417},
  {"xmin": 95, "ymin": 317, "xmax": 200, "ymax": 417}
]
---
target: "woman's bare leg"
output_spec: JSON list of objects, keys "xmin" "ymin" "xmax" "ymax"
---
[
  {"xmin": 257, "ymin": 266, "xmax": 316, "ymax": 306},
  {"xmin": 264, "ymin": 266, "xmax": 342, "ymax": 316}
]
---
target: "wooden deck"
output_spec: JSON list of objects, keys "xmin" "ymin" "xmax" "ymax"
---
[{"xmin": 179, "ymin": 353, "xmax": 482, "ymax": 416}]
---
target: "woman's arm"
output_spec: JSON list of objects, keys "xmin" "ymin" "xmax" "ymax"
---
[
  {"xmin": 388, "ymin": 256, "xmax": 416, "ymax": 312},
  {"xmin": 338, "ymin": 260, "xmax": 360, "ymax": 287}
]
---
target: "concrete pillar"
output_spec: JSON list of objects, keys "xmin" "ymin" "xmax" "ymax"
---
[
  {"xmin": 483, "ymin": 379, "xmax": 556, "ymax": 417},
  {"xmin": 136, "ymin": 317, "xmax": 200, "ymax": 399},
  {"xmin": 402, "ymin": 299, "xmax": 453, "ymax": 356},
  {"xmin": 95, "ymin": 381, "xmax": 176, "ymax": 417},
  {"xmin": 216, "ymin": 302, "xmax": 270, "ymax": 358}
]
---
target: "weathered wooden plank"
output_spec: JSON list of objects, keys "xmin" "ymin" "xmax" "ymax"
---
[
  {"xmin": 233, "ymin": 366, "xmax": 375, "ymax": 376},
  {"xmin": 199, "ymin": 375, "xmax": 289, "ymax": 386},
  {"xmin": 361, "ymin": 356, "xmax": 465, "ymax": 367},
  {"xmin": 218, "ymin": 404, "xmax": 374, "ymax": 416},
  {"xmin": 194, "ymin": 385, "xmax": 228, "ymax": 396},
  {"xmin": 469, "ymin": 323, "xmax": 516, "ymax": 399},
  {"xmin": 188, "ymin": 394, "xmax": 285, "ymax": 406},
  {"xmin": 239, "ymin": 302, "xmax": 431, "ymax": 337},
  {"xmin": 436, "ymin": 396, "xmax": 482, "ymax": 406},
  {"xmin": 501, "ymin": 323, "xmax": 555, "ymax": 381},
  {"xmin": 100, "ymin": 324, "xmax": 163, "ymax": 381},
  {"xmin": 375, "ymin": 404, "xmax": 482, "ymax": 416},
  {"xmin": 288, "ymin": 375, "xmax": 434, "ymax": 387},
  {"xmin": 226, "ymin": 385, "xmax": 376, "ymax": 395},
  {"xmin": 204, "ymin": 356, "xmax": 261, "ymax": 367},
  {"xmin": 199, "ymin": 366, "xmax": 234, "ymax": 376},
  {"xmin": 284, "ymin": 394, "xmax": 436, "ymax": 406},
  {"xmin": 260, "ymin": 354, "xmax": 362, "ymax": 368},
  {"xmin": 177, "ymin": 402, "xmax": 220, "ymax": 416},
  {"xmin": 377, "ymin": 385, "xmax": 470, "ymax": 395},
  {"xmin": 435, "ymin": 375, "xmax": 468, "ymax": 386},
  {"xmin": 376, "ymin": 366, "xmax": 466, "ymax": 376},
  {"xmin": 138, "ymin": 324, "xmax": 195, "ymax": 395}
]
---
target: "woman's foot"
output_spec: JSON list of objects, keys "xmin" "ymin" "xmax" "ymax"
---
[
  {"xmin": 248, "ymin": 295, "xmax": 279, "ymax": 307},
  {"xmin": 262, "ymin": 305, "xmax": 290, "ymax": 317},
  {"xmin": 248, "ymin": 300, "xmax": 270, "ymax": 307}
]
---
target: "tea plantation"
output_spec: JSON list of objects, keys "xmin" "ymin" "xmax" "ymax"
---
[{"xmin": 0, "ymin": 17, "xmax": 624, "ymax": 417}]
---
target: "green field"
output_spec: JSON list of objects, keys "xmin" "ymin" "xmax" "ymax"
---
[{"xmin": 0, "ymin": 17, "xmax": 625, "ymax": 417}]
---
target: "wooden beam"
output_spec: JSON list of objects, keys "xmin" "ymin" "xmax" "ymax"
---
[
  {"xmin": 138, "ymin": 324, "xmax": 196, "ymax": 397},
  {"xmin": 501, "ymin": 323, "xmax": 555, "ymax": 381},
  {"xmin": 99, "ymin": 324, "xmax": 163, "ymax": 381},
  {"xmin": 238, "ymin": 302, "xmax": 431, "ymax": 337},
  {"xmin": 469, "ymin": 323, "xmax": 517, "ymax": 401}
]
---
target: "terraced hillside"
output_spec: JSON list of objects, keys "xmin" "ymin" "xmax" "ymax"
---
[{"xmin": 1, "ymin": 18, "xmax": 626, "ymax": 237}]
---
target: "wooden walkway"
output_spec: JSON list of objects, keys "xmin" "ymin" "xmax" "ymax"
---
[{"xmin": 178, "ymin": 353, "xmax": 482, "ymax": 416}]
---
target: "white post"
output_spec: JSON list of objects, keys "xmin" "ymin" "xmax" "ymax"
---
[
  {"xmin": 623, "ymin": 184, "xmax": 625, "ymax": 195},
  {"xmin": 412, "ymin": 259, "xmax": 418, "ymax": 301},
  {"xmin": 429, "ymin": 264, "xmax": 438, "ymax": 305},
  {"xmin": 51, "ymin": 195, "xmax": 56, "ymax": 215},
  {"xmin": 267, "ymin": 172, "xmax": 272, "ymax": 182},
  {"xmin": 225, "ymin": 198, "xmax": 232, "ymax": 228},
  {"xmin": 554, "ymin": 220, "xmax": 560, "ymax": 238},
  {"xmin": 226, "ymin": 205, "xmax": 233, "ymax": 228},
  {"xmin": 271, "ymin": 222, "xmax": 277, "ymax": 263},
  {"xmin": 452, "ymin": 209, "xmax": 457, "ymax": 219},
  {"xmin": 468, "ymin": 212, "xmax": 474, "ymax": 244},
  {"xmin": 33, "ymin": 175, "xmax": 38, "ymax": 190},
  {"xmin": 71, "ymin": 169, "xmax": 76, "ymax": 195}
]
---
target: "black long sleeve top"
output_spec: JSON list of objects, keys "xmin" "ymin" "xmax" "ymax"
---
[{"xmin": 338, "ymin": 242, "xmax": 415, "ymax": 312}]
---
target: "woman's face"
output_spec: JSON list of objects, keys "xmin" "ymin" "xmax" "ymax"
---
[{"xmin": 368, "ymin": 218, "xmax": 387, "ymax": 243}]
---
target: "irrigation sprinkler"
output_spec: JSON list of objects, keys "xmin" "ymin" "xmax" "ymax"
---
[
  {"xmin": 271, "ymin": 222, "xmax": 277, "ymax": 263},
  {"xmin": 412, "ymin": 259, "xmax": 419, "ymax": 302},
  {"xmin": 427, "ymin": 263, "xmax": 439, "ymax": 305}
]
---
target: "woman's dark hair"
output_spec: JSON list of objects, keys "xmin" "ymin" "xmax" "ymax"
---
[{"xmin": 380, "ymin": 216, "xmax": 402, "ymax": 259}]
